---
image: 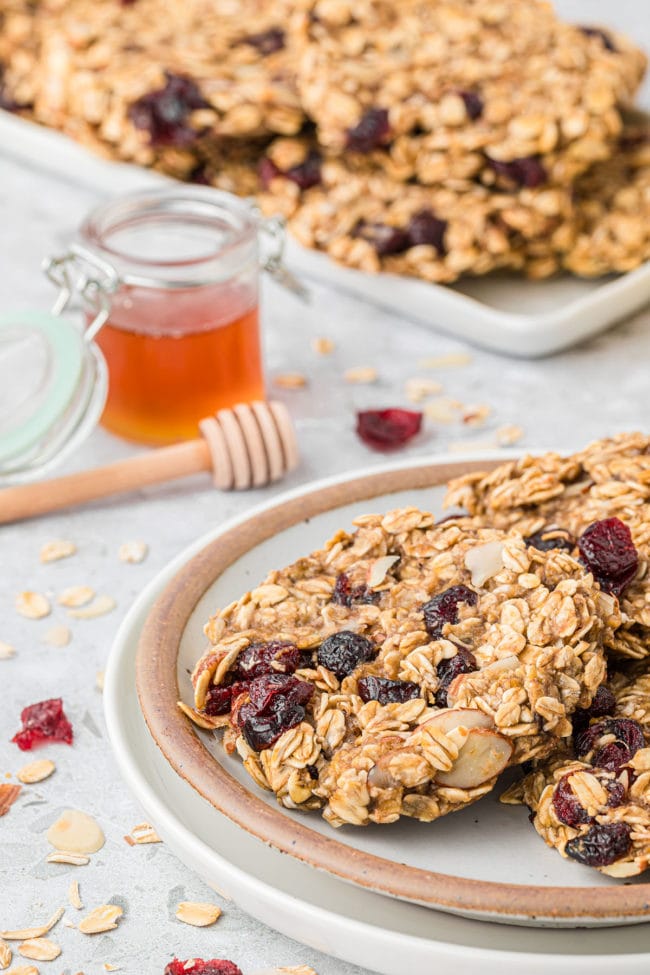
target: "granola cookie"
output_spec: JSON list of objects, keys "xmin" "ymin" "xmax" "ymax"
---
[
  {"xmin": 445, "ymin": 433, "xmax": 650, "ymax": 659},
  {"xmin": 292, "ymin": 0, "xmax": 646, "ymax": 188},
  {"xmin": 186, "ymin": 509, "xmax": 616, "ymax": 827},
  {"xmin": 502, "ymin": 668, "xmax": 650, "ymax": 877}
]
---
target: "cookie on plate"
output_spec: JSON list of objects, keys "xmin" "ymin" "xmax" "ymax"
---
[
  {"xmin": 186, "ymin": 509, "xmax": 617, "ymax": 827},
  {"xmin": 502, "ymin": 667, "xmax": 650, "ymax": 877}
]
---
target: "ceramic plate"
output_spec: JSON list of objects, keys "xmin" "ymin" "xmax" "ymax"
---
[
  {"xmin": 104, "ymin": 479, "xmax": 650, "ymax": 974},
  {"xmin": 133, "ymin": 455, "xmax": 650, "ymax": 928},
  {"xmin": 3, "ymin": 111, "xmax": 649, "ymax": 359}
]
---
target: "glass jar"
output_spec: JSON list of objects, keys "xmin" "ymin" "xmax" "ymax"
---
[{"xmin": 71, "ymin": 186, "xmax": 266, "ymax": 446}]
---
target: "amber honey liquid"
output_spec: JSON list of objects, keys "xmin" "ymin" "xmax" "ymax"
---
[{"xmin": 95, "ymin": 283, "xmax": 264, "ymax": 445}]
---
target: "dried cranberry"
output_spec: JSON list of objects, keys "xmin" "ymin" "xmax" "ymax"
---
[
  {"xmin": 572, "ymin": 684, "xmax": 616, "ymax": 733},
  {"xmin": 575, "ymin": 718, "xmax": 645, "ymax": 769},
  {"xmin": 11, "ymin": 698, "xmax": 73, "ymax": 751},
  {"xmin": 579, "ymin": 27, "xmax": 617, "ymax": 52},
  {"xmin": 128, "ymin": 71, "xmax": 209, "ymax": 147},
  {"xmin": 578, "ymin": 517, "xmax": 638, "ymax": 597},
  {"xmin": 457, "ymin": 90, "xmax": 484, "ymax": 120},
  {"xmin": 189, "ymin": 162, "xmax": 211, "ymax": 185},
  {"xmin": 164, "ymin": 960, "xmax": 243, "ymax": 975},
  {"xmin": 423, "ymin": 585, "xmax": 478, "ymax": 639},
  {"xmin": 487, "ymin": 155, "xmax": 548, "ymax": 188},
  {"xmin": 259, "ymin": 152, "xmax": 322, "ymax": 191},
  {"xmin": 258, "ymin": 156, "xmax": 281, "ymax": 188},
  {"xmin": 605, "ymin": 778, "xmax": 627, "ymax": 807},
  {"xmin": 346, "ymin": 108, "xmax": 391, "ymax": 153},
  {"xmin": 239, "ymin": 27, "xmax": 285, "ymax": 55},
  {"xmin": 332, "ymin": 572, "xmax": 381, "ymax": 607},
  {"xmin": 231, "ymin": 641, "xmax": 303, "ymax": 681},
  {"xmin": 406, "ymin": 210, "xmax": 447, "ymax": 255},
  {"xmin": 317, "ymin": 631, "xmax": 376, "ymax": 679},
  {"xmin": 552, "ymin": 774, "xmax": 593, "ymax": 827},
  {"xmin": 435, "ymin": 647, "xmax": 478, "ymax": 707},
  {"xmin": 357, "ymin": 676, "xmax": 421, "ymax": 705},
  {"xmin": 235, "ymin": 674, "xmax": 314, "ymax": 751},
  {"xmin": 352, "ymin": 220, "xmax": 411, "ymax": 256},
  {"xmin": 524, "ymin": 527, "xmax": 575, "ymax": 553},
  {"xmin": 356, "ymin": 409, "xmax": 423, "ymax": 451},
  {"xmin": 307, "ymin": 763, "xmax": 319, "ymax": 780},
  {"xmin": 565, "ymin": 822, "xmax": 631, "ymax": 867}
]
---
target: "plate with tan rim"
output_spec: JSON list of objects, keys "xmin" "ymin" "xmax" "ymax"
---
[{"xmin": 135, "ymin": 453, "xmax": 650, "ymax": 929}]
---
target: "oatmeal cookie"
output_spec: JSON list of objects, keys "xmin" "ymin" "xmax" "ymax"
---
[
  {"xmin": 292, "ymin": 0, "xmax": 646, "ymax": 188},
  {"xmin": 186, "ymin": 509, "xmax": 616, "ymax": 827},
  {"xmin": 445, "ymin": 433, "xmax": 650, "ymax": 659},
  {"xmin": 502, "ymin": 668, "xmax": 650, "ymax": 877}
]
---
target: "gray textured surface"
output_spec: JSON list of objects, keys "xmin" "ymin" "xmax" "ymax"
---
[{"xmin": 1, "ymin": 2, "xmax": 650, "ymax": 971}]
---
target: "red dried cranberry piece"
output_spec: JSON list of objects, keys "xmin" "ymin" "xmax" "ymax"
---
[
  {"xmin": 578, "ymin": 517, "xmax": 638, "ymax": 597},
  {"xmin": 579, "ymin": 26, "xmax": 617, "ymax": 51},
  {"xmin": 356, "ymin": 409, "xmax": 423, "ymax": 451},
  {"xmin": 11, "ymin": 698, "xmax": 73, "ymax": 751},
  {"xmin": 258, "ymin": 152, "xmax": 322, "ymax": 191},
  {"xmin": 247, "ymin": 673, "xmax": 312, "ymax": 711},
  {"xmin": 346, "ymin": 108, "xmax": 391, "ymax": 153},
  {"xmin": 605, "ymin": 779, "xmax": 627, "ymax": 807},
  {"xmin": 435, "ymin": 647, "xmax": 478, "ymax": 707},
  {"xmin": 204, "ymin": 681, "xmax": 248, "ymax": 716},
  {"xmin": 317, "ymin": 631, "xmax": 376, "ymax": 679},
  {"xmin": 164, "ymin": 960, "xmax": 243, "ymax": 975},
  {"xmin": 357, "ymin": 676, "xmax": 421, "ymax": 705},
  {"xmin": 352, "ymin": 220, "xmax": 411, "ymax": 256},
  {"xmin": 231, "ymin": 641, "xmax": 303, "ymax": 681},
  {"xmin": 332, "ymin": 572, "xmax": 381, "ymax": 607},
  {"xmin": 593, "ymin": 742, "xmax": 634, "ymax": 771},
  {"xmin": 128, "ymin": 71, "xmax": 209, "ymax": 147},
  {"xmin": 240, "ymin": 27, "xmax": 285, "ymax": 55},
  {"xmin": 423, "ymin": 585, "xmax": 478, "ymax": 639},
  {"xmin": 572, "ymin": 684, "xmax": 617, "ymax": 734},
  {"xmin": 235, "ymin": 674, "xmax": 314, "ymax": 751},
  {"xmin": 457, "ymin": 90, "xmax": 484, "ymax": 120},
  {"xmin": 258, "ymin": 156, "xmax": 281, "ymax": 189},
  {"xmin": 487, "ymin": 155, "xmax": 547, "ymax": 188},
  {"xmin": 524, "ymin": 526, "xmax": 575, "ymax": 553},
  {"xmin": 552, "ymin": 774, "xmax": 593, "ymax": 827},
  {"xmin": 406, "ymin": 210, "xmax": 447, "ymax": 255},
  {"xmin": 575, "ymin": 718, "xmax": 645, "ymax": 769},
  {"xmin": 565, "ymin": 822, "xmax": 631, "ymax": 867}
]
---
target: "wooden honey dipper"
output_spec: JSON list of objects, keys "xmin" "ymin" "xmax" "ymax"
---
[{"xmin": 0, "ymin": 400, "xmax": 299, "ymax": 524}]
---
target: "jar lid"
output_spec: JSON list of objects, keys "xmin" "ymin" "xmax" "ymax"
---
[{"xmin": 0, "ymin": 310, "xmax": 108, "ymax": 483}]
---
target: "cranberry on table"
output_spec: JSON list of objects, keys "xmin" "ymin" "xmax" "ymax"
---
[
  {"xmin": 422, "ymin": 585, "xmax": 478, "ymax": 639},
  {"xmin": 164, "ymin": 960, "xmax": 243, "ymax": 975},
  {"xmin": 346, "ymin": 107, "xmax": 391, "ymax": 153},
  {"xmin": 578, "ymin": 517, "xmax": 639, "ymax": 597},
  {"xmin": 356, "ymin": 409, "xmax": 423, "ymax": 451},
  {"xmin": 565, "ymin": 822, "xmax": 632, "ymax": 867},
  {"xmin": 435, "ymin": 647, "xmax": 478, "ymax": 707},
  {"xmin": 317, "ymin": 630, "xmax": 376, "ymax": 679},
  {"xmin": 11, "ymin": 698, "xmax": 73, "ymax": 751},
  {"xmin": 357, "ymin": 675, "xmax": 421, "ymax": 705}
]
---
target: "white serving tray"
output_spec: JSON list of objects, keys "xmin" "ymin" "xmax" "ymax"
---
[{"xmin": 2, "ymin": 111, "xmax": 649, "ymax": 358}]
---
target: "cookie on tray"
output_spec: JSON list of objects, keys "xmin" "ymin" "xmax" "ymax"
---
[
  {"xmin": 502, "ymin": 668, "xmax": 650, "ymax": 877},
  {"xmin": 184, "ymin": 508, "xmax": 617, "ymax": 827},
  {"xmin": 292, "ymin": 0, "xmax": 646, "ymax": 188},
  {"xmin": 445, "ymin": 433, "xmax": 650, "ymax": 659}
]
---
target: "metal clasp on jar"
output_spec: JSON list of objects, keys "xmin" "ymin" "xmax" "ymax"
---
[
  {"xmin": 43, "ymin": 245, "xmax": 120, "ymax": 340},
  {"xmin": 254, "ymin": 210, "xmax": 310, "ymax": 302}
]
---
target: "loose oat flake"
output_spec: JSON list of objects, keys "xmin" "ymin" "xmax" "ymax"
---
[
  {"xmin": 46, "ymin": 851, "xmax": 90, "ymax": 866},
  {"xmin": 69, "ymin": 880, "xmax": 83, "ymax": 910},
  {"xmin": 0, "ymin": 785, "xmax": 21, "ymax": 817},
  {"xmin": 43, "ymin": 625, "xmax": 71, "ymax": 648},
  {"xmin": 311, "ymin": 336, "xmax": 335, "ymax": 356},
  {"xmin": 67, "ymin": 595, "xmax": 116, "ymax": 620},
  {"xmin": 0, "ymin": 938, "xmax": 11, "ymax": 969},
  {"xmin": 404, "ymin": 377, "xmax": 443, "ymax": 403},
  {"xmin": 40, "ymin": 540, "xmax": 76, "ymax": 563},
  {"xmin": 96, "ymin": 672, "xmax": 105, "ymax": 692},
  {"xmin": 5, "ymin": 965, "xmax": 39, "ymax": 974},
  {"xmin": 418, "ymin": 352, "xmax": 471, "ymax": 368},
  {"xmin": 273, "ymin": 373, "xmax": 307, "ymax": 390},
  {"xmin": 343, "ymin": 366, "xmax": 377, "ymax": 384},
  {"xmin": 496, "ymin": 423, "xmax": 524, "ymax": 446},
  {"xmin": 124, "ymin": 823, "xmax": 161, "ymax": 846},
  {"xmin": 118, "ymin": 541, "xmax": 148, "ymax": 564},
  {"xmin": 17, "ymin": 760, "xmax": 55, "ymax": 784},
  {"xmin": 1, "ymin": 906, "xmax": 64, "ymax": 941},
  {"xmin": 18, "ymin": 938, "xmax": 61, "ymax": 962},
  {"xmin": 78, "ymin": 905, "xmax": 123, "ymax": 936},
  {"xmin": 58, "ymin": 586, "xmax": 95, "ymax": 608},
  {"xmin": 15, "ymin": 592, "xmax": 50, "ymax": 620},
  {"xmin": 47, "ymin": 810, "xmax": 105, "ymax": 854},
  {"xmin": 175, "ymin": 902, "xmax": 222, "ymax": 927},
  {"xmin": 0, "ymin": 641, "xmax": 16, "ymax": 660}
]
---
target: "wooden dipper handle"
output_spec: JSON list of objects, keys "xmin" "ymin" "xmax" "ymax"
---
[{"xmin": 0, "ymin": 401, "xmax": 298, "ymax": 525}]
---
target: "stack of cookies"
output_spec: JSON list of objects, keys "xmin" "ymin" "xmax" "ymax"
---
[{"xmin": 1, "ymin": 0, "xmax": 649, "ymax": 283}]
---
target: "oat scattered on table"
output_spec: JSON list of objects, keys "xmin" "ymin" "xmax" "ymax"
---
[
  {"xmin": 57, "ymin": 586, "xmax": 94, "ymax": 608},
  {"xmin": 43, "ymin": 625, "xmax": 71, "ymax": 648},
  {"xmin": 175, "ymin": 902, "xmax": 222, "ymax": 927},
  {"xmin": 0, "ymin": 641, "xmax": 16, "ymax": 660},
  {"xmin": 15, "ymin": 592, "xmax": 50, "ymax": 620},
  {"xmin": 78, "ymin": 905, "xmax": 123, "ymax": 936},
  {"xmin": 404, "ymin": 377, "xmax": 443, "ymax": 403},
  {"xmin": 67, "ymin": 595, "xmax": 116, "ymax": 620},
  {"xmin": 118, "ymin": 541, "xmax": 148, "ymax": 564},
  {"xmin": 68, "ymin": 880, "xmax": 83, "ymax": 911},
  {"xmin": 343, "ymin": 366, "xmax": 378, "ymax": 384},
  {"xmin": 273, "ymin": 373, "xmax": 308, "ymax": 390},
  {"xmin": 40, "ymin": 540, "xmax": 76, "ymax": 563},
  {"xmin": 17, "ymin": 939, "xmax": 61, "ymax": 962},
  {"xmin": 17, "ymin": 760, "xmax": 55, "ymax": 785},
  {"xmin": 311, "ymin": 337, "xmax": 335, "ymax": 356}
]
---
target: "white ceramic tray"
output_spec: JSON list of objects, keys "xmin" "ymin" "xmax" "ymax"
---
[
  {"xmin": 104, "ymin": 456, "xmax": 650, "ymax": 974},
  {"xmin": 3, "ymin": 111, "xmax": 649, "ymax": 359}
]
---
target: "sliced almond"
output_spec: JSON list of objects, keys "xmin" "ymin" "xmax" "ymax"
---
[
  {"xmin": 57, "ymin": 586, "xmax": 94, "ymax": 608},
  {"xmin": 1, "ymin": 907, "xmax": 64, "ymax": 940},
  {"xmin": 367, "ymin": 555, "xmax": 399, "ymax": 588},
  {"xmin": 17, "ymin": 760, "xmax": 55, "ymax": 785},
  {"xmin": 46, "ymin": 851, "xmax": 90, "ymax": 866},
  {"xmin": 0, "ymin": 784, "xmax": 21, "ymax": 817},
  {"xmin": 43, "ymin": 625, "xmax": 71, "ymax": 648},
  {"xmin": 18, "ymin": 939, "xmax": 61, "ymax": 962},
  {"xmin": 125, "ymin": 823, "xmax": 161, "ymax": 845},
  {"xmin": 118, "ymin": 541, "xmax": 148, "ymax": 564},
  {"xmin": 0, "ymin": 938, "xmax": 11, "ymax": 969},
  {"xmin": 421, "ymin": 708, "xmax": 494, "ymax": 736},
  {"xmin": 273, "ymin": 373, "xmax": 307, "ymax": 390},
  {"xmin": 40, "ymin": 539, "xmax": 76, "ymax": 563},
  {"xmin": 436, "ymin": 728, "xmax": 513, "ymax": 788},
  {"xmin": 67, "ymin": 595, "xmax": 116, "ymax": 620},
  {"xmin": 418, "ymin": 352, "xmax": 471, "ymax": 368},
  {"xmin": 15, "ymin": 592, "xmax": 50, "ymax": 620},
  {"xmin": 311, "ymin": 336, "xmax": 335, "ymax": 356},
  {"xmin": 4, "ymin": 966, "xmax": 39, "ymax": 974},
  {"xmin": 464, "ymin": 540, "xmax": 505, "ymax": 587},
  {"xmin": 78, "ymin": 905, "xmax": 123, "ymax": 936},
  {"xmin": 0, "ymin": 641, "xmax": 16, "ymax": 660},
  {"xmin": 175, "ymin": 902, "xmax": 222, "ymax": 927},
  {"xmin": 47, "ymin": 810, "xmax": 105, "ymax": 854},
  {"xmin": 343, "ymin": 365, "xmax": 377, "ymax": 384},
  {"xmin": 69, "ymin": 880, "xmax": 83, "ymax": 910}
]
